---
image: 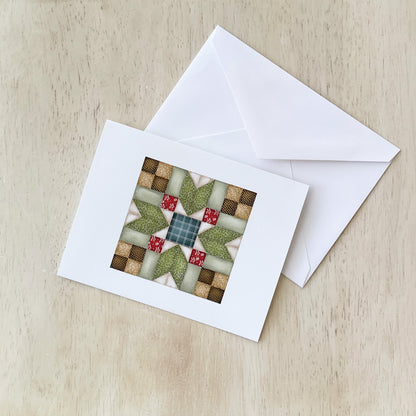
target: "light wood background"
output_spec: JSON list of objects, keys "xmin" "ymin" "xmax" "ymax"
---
[{"xmin": 1, "ymin": 1, "xmax": 415, "ymax": 414}]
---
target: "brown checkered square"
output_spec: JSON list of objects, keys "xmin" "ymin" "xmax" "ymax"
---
[
  {"xmin": 240, "ymin": 189, "xmax": 256, "ymax": 206},
  {"xmin": 137, "ymin": 158, "xmax": 173, "ymax": 191},
  {"xmin": 212, "ymin": 272, "xmax": 228, "ymax": 290},
  {"xmin": 142, "ymin": 157, "xmax": 159, "ymax": 174},
  {"xmin": 137, "ymin": 171, "xmax": 154, "ymax": 188},
  {"xmin": 111, "ymin": 254, "xmax": 127, "ymax": 271},
  {"xmin": 222, "ymin": 186, "xmax": 256, "ymax": 220},
  {"xmin": 225, "ymin": 185, "xmax": 243, "ymax": 202},
  {"xmin": 235, "ymin": 203, "xmax": 252, "ymax": 221},
  {"xmin": 207, "ymin": 287, "xmax": 224, "ymax": 303},
  {"xmin": 124, "ymin": 258, "xmax": 141, "ymax": 275},
  {"xmin": 221, "ymin": 198, "xmax": 238, "ymax": 216},
  {"xmin": 110, "ymin": 240, "xmax": 144, "ymax": 276},
  {"xmin": 198, "ymin": 268, "xmax": 215, "ymax": 285},
  {"xmin": 155, "ymin": 162, "xmax": 173, "ymax": 179},
  {"xmin": 194, "ymin": 281, "xmax": 211, "ymax": 298},
  {"xmin": 193, "ymin": 267, "xmax": 229, "ymax": 304},
  {"xmin": 115, "ymin": 241, "xmax": 132, "ymax": 257},
  {"xmin": 151, "ymin": 176, "xmax": 169, "ymax": 193},
  {"xmin": 129, "ymin": 245, "xmax": 146, "ymax": 262}
]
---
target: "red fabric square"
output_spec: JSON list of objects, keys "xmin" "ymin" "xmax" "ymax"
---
[
  {"xmin": 202, "ymin": 207, "xmax": 220, "ymax": 225},
  {"xmin": 147, "ymin": 235, "xmax": 165, "ymax": 253},
  {"xmin": 160, "ymin": 194, "xmax": 178, "ymax": 211},
  {"xmin": 189, "ymin": 249, "xmax": 206, "ymax": 267}
]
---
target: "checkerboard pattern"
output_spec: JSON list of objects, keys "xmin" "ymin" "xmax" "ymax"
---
[
  {"xmin": 193, "ymin": 268, "xmax": 229, "ymax": 303},
  {"xmin": 166, "ymin": 213, "xmax": 201, "ymax": 248},
  {"xmin": 221, "ymin": 185, "xmax": 256, "ymax": 221},
  {"xmin": 137, "ymin": 157, "xmax": 173, "ymax": 193},
  {"xmin": 111, "ymin": 241, "xmax": 146, "ymax": 276},
  {"xmin": 110, "ymin": 157, "xmax": 257, "ymax": 303}
]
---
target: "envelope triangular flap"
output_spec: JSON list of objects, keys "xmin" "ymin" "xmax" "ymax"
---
[
  {"xmin": 146, "ymin": 37, "xmax": 244, "ymax": 140},
  {"xmin": 211, "ymin": 26, "xmax": 399, "ymax": 162}
]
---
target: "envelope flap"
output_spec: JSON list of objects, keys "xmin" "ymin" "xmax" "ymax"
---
[
  {"xmin": 211, "ymin": 26, "xmax": 399, "ymax": 162},
  {"xmin": 146, "ymin": 35, "xmax": 244, "ymax": 141}
]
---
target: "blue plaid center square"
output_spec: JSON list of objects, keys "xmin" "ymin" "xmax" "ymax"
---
[{"xmin": 166, "ymin": 213, "xmax": 201, "ymax": 248}]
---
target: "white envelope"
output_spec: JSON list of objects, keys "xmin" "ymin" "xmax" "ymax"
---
[{"xmin": 146, "ymin": 26, "xmax": 400, "ymax": 287}]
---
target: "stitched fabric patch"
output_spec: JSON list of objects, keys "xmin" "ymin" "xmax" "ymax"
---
[
  {"xmin": 166, "ymin": 213, "xmax": 201, "ymax": 248},
  {"xmin": 110, "ymin": 157, "xmax": 257, "ymax": 303}
]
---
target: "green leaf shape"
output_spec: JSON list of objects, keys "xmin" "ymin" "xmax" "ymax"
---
[
  {"xmin": 179, "ymin": 173, "xmax": 214, "ymax": 216},
  {"xmin": 126, "ymin": 200, "xmax": 169, "ymax": 235},
  {"xmin": 198, "ymin": 226, "xmax": 241, "ymax": 262},
  {"xmin": 153, "ymin": 245, "xmax": 188, "ymax": 287}
]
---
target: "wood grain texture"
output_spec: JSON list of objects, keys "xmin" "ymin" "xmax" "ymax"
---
[{"xmin": 0, "ymin": 1, "xmax": 415, "ymax": 414}]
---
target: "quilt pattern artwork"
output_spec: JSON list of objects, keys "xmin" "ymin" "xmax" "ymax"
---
[{"xmin": 110, "ymin": 157, "xmax": 256, "ymax": 303}]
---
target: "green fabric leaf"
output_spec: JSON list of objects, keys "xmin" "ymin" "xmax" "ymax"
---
[
  {"xmin": 126, "ymin": 200, "xmax": 169, "ymax": 235},
  {"xmin": 198, "ymin": 226, "xmax": 241, "ymax": 262},
  {"xmin": 153, "ymin": 245, "xmax": 188, "ymax": 287},
  {"xmin": 179, "ymin": 173, "xmax": 214, "ymax": 216}
]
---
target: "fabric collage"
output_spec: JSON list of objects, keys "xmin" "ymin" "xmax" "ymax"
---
[{"xmin": 110, "ymin": 157, "xmax": 257, "ymax": 303}]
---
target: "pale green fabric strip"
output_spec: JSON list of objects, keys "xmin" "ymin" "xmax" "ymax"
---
[
  {"xmin": 133, "ymin": 185, "xmax": 163, "ymax": 206},
  {"xmin": 216, "ymin": 212, "xmax": 247, "ymax": 234},
  {"xmin": 203, "ymin": 255, "xmax": 233, "ymax": 275},
  {"xmin": 120, "ymin": 227, "xmax": 150, "ymax": 248},
  {"xmin": 180, "ymin": 263, "xmax": 201, "ymax": 293},
  {"xmin": 207, "ymin": 180, "xmax": 228, "ymax": 211},
  {"xmin": 165, "ymin": 167, "xmax": 187, "ymax": 197},
  {"xmin": 139, "ymin": 250, "xmax": 160, "ymax": 280}
]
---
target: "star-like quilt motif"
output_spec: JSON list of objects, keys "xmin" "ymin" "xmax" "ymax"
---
[{"xmin": 111, "ymin": 157, "xmax": 256, "ymax": 303}]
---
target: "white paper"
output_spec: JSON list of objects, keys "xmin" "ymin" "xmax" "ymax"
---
[
  {"xmin": 58, "ymin": 121, "xmax": 308, "ymax": 341},
  {"xmin": 146, "ymin": 26, "xmax": 400, "ymax": 287}
]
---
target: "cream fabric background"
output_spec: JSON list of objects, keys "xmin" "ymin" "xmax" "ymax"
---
[{"xmin": 0, "ymin": 1, "xmax": 415, "ymax": 414}]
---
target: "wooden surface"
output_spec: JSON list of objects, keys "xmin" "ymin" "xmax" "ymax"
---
[{"xmin": 1, "ymin": 1, "xmax": 415, "ymax": 414}]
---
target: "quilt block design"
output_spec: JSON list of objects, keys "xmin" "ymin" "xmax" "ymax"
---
[{"xmin": 110, "ymin": 157, "xmax": 257, "ymax": 303}]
